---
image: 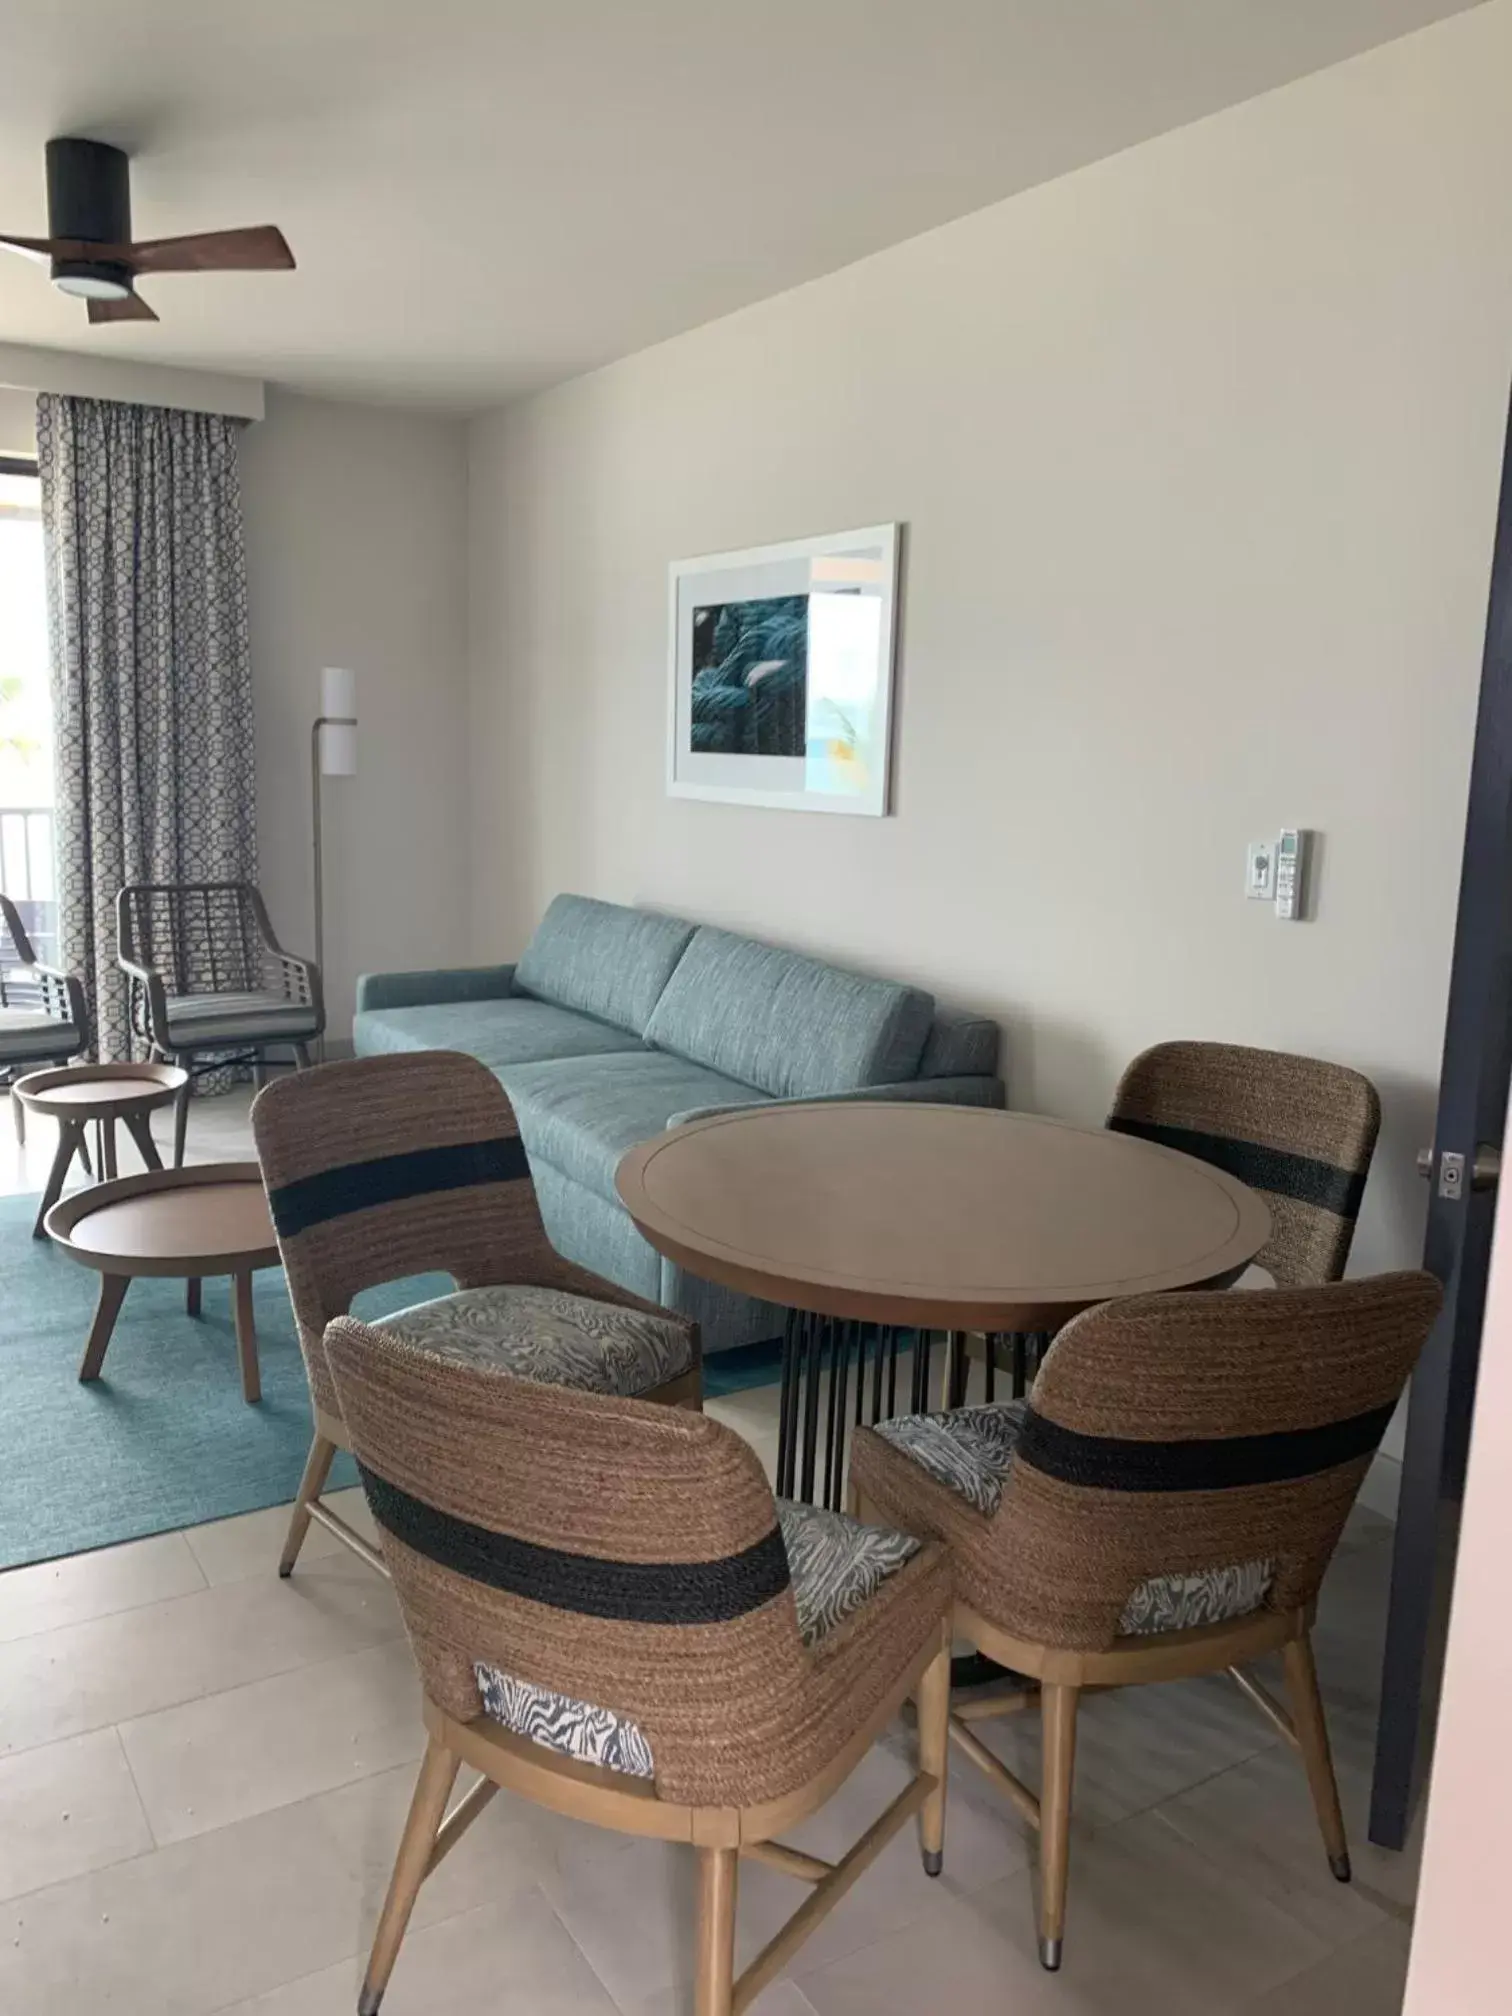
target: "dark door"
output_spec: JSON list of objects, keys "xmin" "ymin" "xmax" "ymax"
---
[{"xmin": 1370, "ymin": 380, "xmax": 1512, "ymax": 1849}]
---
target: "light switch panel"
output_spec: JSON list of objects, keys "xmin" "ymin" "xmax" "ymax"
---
[{"xmin": 1246, "ymin": 840, "xmax": 1277, "ymax": 900}]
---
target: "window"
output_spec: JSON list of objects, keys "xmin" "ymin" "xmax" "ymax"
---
[{"xmin": 0, "ymin": 458, "xmax": 56, "ymax": 962}]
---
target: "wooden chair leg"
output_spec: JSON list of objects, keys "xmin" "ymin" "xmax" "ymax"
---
[
  {"xmin": 78, "ymin": 1273, "xmax": 130, "ymax": 1382},
  {"xmin": 186, "ymin": 1277, "xmax": 202, "ymax": 1317},
  {"xmin": 916, "ymin": 1624, "xmax": 951, "ymax": 1875},
  {"xmin": 1038, "ymin": 1682, "xmax": 1080, "ymax": 1971},
  {"xmin": 694, "ymin": 1845, "xmax": 739, "ymax": 2016},
  {"xmin": 358, "ymin": 1734, "xmax": 460, "ymax": 2016},
  {"xmin": 173, "ymin": 1071, "xmax": 190, "ymax": 1167},
  {"xmin": 279, "ymin": 1432, "xmax": 338, "ymax": 1577},
  {"xmin": 1282, "ymin": 1633, "xmax": 1351, "ymax": 1881},
  {"xmin": 100, "ymin": 1116, "xmax": 118, "ymax": 1180}
]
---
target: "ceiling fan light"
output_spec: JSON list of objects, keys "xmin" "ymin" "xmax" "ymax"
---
[{"xmin": 54, "ymin": 270, "xmax": 130, "ymax": 300}]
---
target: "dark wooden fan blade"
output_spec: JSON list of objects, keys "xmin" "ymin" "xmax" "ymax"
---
[
  {"xmin": 126, "ymin": 225, "xmax": 294, "ymax": 275},
  {"xmin": 0, "ymin": 233, "xmax": 64, "ymax": 261},
  {"xmin": 88, "ymin": 292, "xmax": 158, "ymax": 324},
  {"xmin": 3, "ymin": 233, "xmax": 137, "ymax": 262}
]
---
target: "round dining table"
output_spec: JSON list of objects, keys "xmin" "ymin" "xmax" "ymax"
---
[{"xmin": 616, "ymin": 1100, "xmax": 1271, "ymax": 1507}]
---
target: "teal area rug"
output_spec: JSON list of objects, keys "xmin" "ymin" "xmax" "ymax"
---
[
  {"xmin": 0, "ymin": 1189, "xmax": 451, "ymax": 1571},
  {"xmin": 701, "ymin": 1334, "xmax": 784, "ymax": 1397}
]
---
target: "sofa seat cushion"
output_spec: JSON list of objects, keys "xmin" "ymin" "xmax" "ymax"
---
[
  {"xmin": 514, "ymin": 894, "xmax": 695, "ymax": 1037},
  {"xmin": 470, "ymin": 1499, "xmax": 920, "ymax": 1784},
  {"xmin": 0, "ymin": 1007, "xmax": 82, "ymax": 1062},
  {"xmin": 504, "ymin": 1050, "xmax": 768, "ymax": 1203},
  {"xmin": 873, "ymin": 1401, "xmax": 1274, "ymax": 1636},
  {"xmin": 373, "ymin": 1282, "xmax": 692, "ymax": 1395},
  {"xmin": 354, "ymin": 998, "xmax": 641, "ymax": 1074},
  {"xmin": 643, "ymin": 926, "xmax": 935, "ymax": 1098},
  {"xmin": 778, "ymin": 1501, "xmax": 920, "ymax": 1646}
]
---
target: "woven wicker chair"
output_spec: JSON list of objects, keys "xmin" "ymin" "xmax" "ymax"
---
[
  {"xmin": 1110, "ymin": 1039, "xmax": 1381, "ymax": 1286},
  {"xmin": 251, "ymin": 1049, "xmax": 703, "ymax": 1581},
  {"xmin": 950, "ymin": 1038, "xmax": 1386, "ymax": 1408},
  {"xmin": 118, "ymin": 882, "xmax": 323, "ymax": 1166},
  {"xmin": 1, "ymin": 893, "xmax": 88, "ymax": 1143},
  {"xmin": 852, "ymin": 1271, "xmax": 1440, "ymax": 1971},
  {"xmin": 324, "ymin": 1314, "xmax": 953, "ymax": 2016}
]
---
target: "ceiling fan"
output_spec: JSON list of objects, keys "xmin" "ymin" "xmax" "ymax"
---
[{"xmin": 0, "ymin": 136, "xmax": 294, "ymax": 324}]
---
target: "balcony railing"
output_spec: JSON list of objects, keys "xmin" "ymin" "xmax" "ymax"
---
[{"xmin": 0, "ymin": 806, "xmax": 57, "ymax": 966}]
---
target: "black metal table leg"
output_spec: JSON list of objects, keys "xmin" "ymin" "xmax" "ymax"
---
[
  {"xmin": 799, "ymin": 1312, "xmax": 825, "ymax": 1503},
  {"xmin": 824, "ymin": 1321, "xmax": 853, "ymax": 1510},
  {"xmin": 776, "ymin": 1308, "xmax": 801, "ymax": 1498}
]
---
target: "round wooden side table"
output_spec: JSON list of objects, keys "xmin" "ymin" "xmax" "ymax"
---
[
  {"xmin": 15, "ymin": 1060, "xmax": 188, "ymax": 1238},
  {"xmin": 617, "ymin": 1101, "xmax": 1272, "ymax": 1505},
  {"xmin": 44, "ymin": 1162, "xmax": 280, "ymax": 1404}
]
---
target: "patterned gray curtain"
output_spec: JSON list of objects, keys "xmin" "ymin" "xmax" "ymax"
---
[{"xmin": 36, "ymin": 394, "xmax": 257, "ymax": 1062}]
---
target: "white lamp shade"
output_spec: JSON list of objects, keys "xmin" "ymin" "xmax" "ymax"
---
[{"xmin": 319, "ymin": 666, "xmax": 357, "ymax": 776}]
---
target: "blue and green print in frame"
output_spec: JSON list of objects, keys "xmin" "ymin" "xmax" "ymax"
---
[{"xmin": 667, "ymin": 524, "xmax": 900, "ymax": 816}]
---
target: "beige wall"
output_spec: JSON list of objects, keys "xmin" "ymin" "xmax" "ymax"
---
[
  {"xmin": 1402, "ymin": 1085, "xmax": 1512, "ymax": 2012},
  {"xmin": 0, "ymin": 388, "xmax": 36, "ymax": 456},
  {"xmin": 467, "ymin": 3, "xmax": 1512, "ymax": 1325},
  {"xmin": 241, "ymin": 388, "xmax": 471, "ymax": 1038}
]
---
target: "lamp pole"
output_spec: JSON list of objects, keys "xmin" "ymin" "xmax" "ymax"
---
[
  {"xmin": 309, "ymin": 715, "xmax": 355, "ymax": 1000},
  {"xmin": 310, "ymin": 667, "xmax": 358, "ymax": 1063}
]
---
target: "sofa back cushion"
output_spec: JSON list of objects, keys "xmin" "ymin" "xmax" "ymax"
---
[
  {"xmin": 643, "ymin": 926, "xmax": 934, "ymax": 1098},
  {"xmin": 514, "ymin": 895, "xmax": 695, "ymax": 1037}
]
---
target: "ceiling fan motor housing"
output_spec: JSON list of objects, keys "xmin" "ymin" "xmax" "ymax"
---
[{"xmin": 46, "ymin": 137, "xmax": 132, "ymax": 299}]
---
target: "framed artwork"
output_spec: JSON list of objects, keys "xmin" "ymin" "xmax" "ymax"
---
[{"xmin": 667, "ymin": 523, "xmax": 900, "ymax": 816}]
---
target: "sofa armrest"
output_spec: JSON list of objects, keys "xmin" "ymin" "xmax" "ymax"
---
[
  {"xmin": 355, "ymin": 964, "xmax": 517, "ymax": 1013},
  {"xmin": 667, "ymin": 1074, "xmax": 1006, "ymax": 1128}
]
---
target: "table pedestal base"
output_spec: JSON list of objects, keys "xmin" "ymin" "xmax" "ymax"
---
[{"xmin": 775, "ymin": 1316, "xmax": 1048, "ymax": 1509}]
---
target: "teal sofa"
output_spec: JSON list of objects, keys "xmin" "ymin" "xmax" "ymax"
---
[{"xmin": 354, "ymin": 895, "xmax": 1004, "ymax": 1352}]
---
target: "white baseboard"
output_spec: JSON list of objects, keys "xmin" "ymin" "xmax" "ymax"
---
[{"xmin": 1357, "ymin": 1450, "xmax": 1402, "ymax": 1523}]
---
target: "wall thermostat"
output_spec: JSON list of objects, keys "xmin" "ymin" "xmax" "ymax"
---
[{"xmin": 1274, "ymin": 828, "xmax": 1311, "ymax": 921}]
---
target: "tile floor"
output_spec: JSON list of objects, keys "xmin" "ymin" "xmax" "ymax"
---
[{"xmin": 0, "ymin": 1085, "xmax": 1420, "ymax": 2015}]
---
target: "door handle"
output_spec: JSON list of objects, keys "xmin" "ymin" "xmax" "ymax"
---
[{"xmin": 1416, "ymin": 1145, "xmax": 1501, "ymax": 1195}]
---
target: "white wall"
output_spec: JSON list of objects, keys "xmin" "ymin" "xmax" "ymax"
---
[
  {"xmin": 466, "ymin": 3, "xmax": 1512, "ymax": 1317},
  {"xmin": 241, "ymin": 388, "xmax": 471, "ymax": 1038}
]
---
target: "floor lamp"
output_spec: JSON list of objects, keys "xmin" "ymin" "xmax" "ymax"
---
[{"xmin": 311, "ymin": 666, "xmax": 357, "ymax": 1060}]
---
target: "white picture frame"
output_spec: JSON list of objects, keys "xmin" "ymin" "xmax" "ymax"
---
[{"xmin": 667, "ymin": 523, "xmax": 900, "ymax": 816}]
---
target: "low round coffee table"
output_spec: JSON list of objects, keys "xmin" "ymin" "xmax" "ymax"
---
[
  {"xmin": 44, "ymin": 1163, "xmax": 279, "ymax": 1404},
  {"xmin": 16, "ymin": 1061, "xmax": 188, "ymax": 1239}
]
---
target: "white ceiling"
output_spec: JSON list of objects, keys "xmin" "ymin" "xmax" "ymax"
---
[{"xmin": 0, "ymin": 0, "xmax": 1483, "ymax": 411}]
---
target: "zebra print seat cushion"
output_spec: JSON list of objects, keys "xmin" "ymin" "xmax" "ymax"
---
[
  {"xmin": 373, "ymin": 1283, "xmax": 692, "ymax": 1397},
  {"xmin": 777, "ymin": 1500, "xmax": 920, "ymax": 1646},
  {"xmin": 873, "ymin": 1401, "xmax": 1027, "ymax": 1515},
  {"xmin": 873, "ymin": 1400, "xmax": 1274, "ymax": 1637},
  {"xmin": 473, "ymin": 1500, "xmax": 921, "ymax": 1780}
]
